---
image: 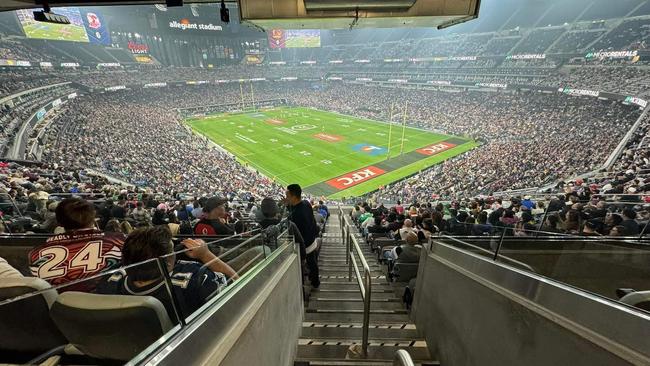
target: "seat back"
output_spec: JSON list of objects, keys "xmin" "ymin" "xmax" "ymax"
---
[
  {"xmin": 50, "ymin": 292, "xmax": 174, "ymax": 361},
  {"xmin": 0, "ymin": 277, "xmax": 67, "ymax": 354},
  {"xmin": 620, "ymin": 291, "xmax": 650, "ymax": 311}
]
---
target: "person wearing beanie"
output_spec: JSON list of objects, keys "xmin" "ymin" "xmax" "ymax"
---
[
  {"xmin": 194, "ymin": 197, "xmax": 235, "ymax": 236},
  {"xmin": 258, "ymin": 197, "xmax": 307, "ymax": 264}
]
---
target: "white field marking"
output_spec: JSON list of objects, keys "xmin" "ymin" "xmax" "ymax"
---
[
  {"xmin": 235, "ymin": 133, "xmax": 258, "ymax": 144},
  {"xmin": 321, "ymin": 160, "xmax": 332, "ymax": 164},
  {"xmin": 376, "ymin": 132, "xmax": 386, "ymax": 136},
  {"xmin": 270, "ymin": 138, "xmax": 278, "ymax": 142},
  {"xmin": 247, "ymin": 129, "xmax": 254, "ymax": 132},
  {"xmin": 292, "ymin": 124, "xmax": 316, "ymax": 131},
  {"xmin": 283, "ymin": 144, "xmax": 293, "ymax": 148},
  {"xmin": 300, "ymin": 151, "xmax": 312, "ymax": 156}
]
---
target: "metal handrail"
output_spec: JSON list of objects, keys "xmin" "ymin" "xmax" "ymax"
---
[
  {"xmin": 393, "ymin": 349, "xmax": 415, "ymax": 366},
  {"xmin": 338, "ymin": 206, "xmax": 372, "ymax": 357}
]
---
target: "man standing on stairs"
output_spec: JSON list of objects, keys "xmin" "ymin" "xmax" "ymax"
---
[{"xmin": 286, "ymin": 184, "xmax": 320, "ymax": 288}]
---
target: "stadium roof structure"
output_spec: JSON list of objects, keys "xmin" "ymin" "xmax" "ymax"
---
[{"xmin": 0, "ymin": 0, "xmax": 481, "ymax": 30}]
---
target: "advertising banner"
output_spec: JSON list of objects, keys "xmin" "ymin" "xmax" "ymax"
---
[{"xmin": 81, "ymin": 10, "xmax": 111, "ymax": 45}]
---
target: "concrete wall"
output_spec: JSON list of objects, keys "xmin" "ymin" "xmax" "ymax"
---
[
  {"xmin": 412, "ymin": 242, "xmax": 650, "ymax": 366},
  {"xmin": 142, "ymin": 244, "xmax": 303, "ymax": 366},
  {"xmin": 219, "ymin": 252, "xmax": 303, "ymax": 366}
]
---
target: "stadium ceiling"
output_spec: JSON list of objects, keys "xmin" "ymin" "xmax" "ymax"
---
[
  {"xmin": 1, "ymin": 0, "xmax": 480, "ymax": 29},
  {"xmin": 0, "ymin": 0, "xmax": 215, "ymax": 12}
]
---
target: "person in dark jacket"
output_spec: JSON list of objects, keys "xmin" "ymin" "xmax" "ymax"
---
[
  {"xmin": 621, "ymin": 208, "xmax": 640, "ymax": 236},
  {"xmin": 286, "ymin": 184, "xmax": 320, "ymax": 288},
  {"xmin": 258, "ymin": 197, "xmax": 307, "ymax": 271}
]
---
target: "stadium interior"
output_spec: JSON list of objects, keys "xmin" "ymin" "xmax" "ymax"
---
[{"xmin": 1, "ymin": 0, "xmax": 650, "ymax": 365}]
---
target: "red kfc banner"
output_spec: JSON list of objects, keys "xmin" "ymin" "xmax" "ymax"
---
[
  {"xmin": 416, "ymin": 142, "xmax": 456, "ymax": 156},
  {"xmin": 326, "ymin": 166, "xmax": 386, "ymax": 190}
]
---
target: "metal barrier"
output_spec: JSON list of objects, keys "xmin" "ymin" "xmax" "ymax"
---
[
  {"xmin": 393, "ymin": 349, "xmax": 415, "ymax": 366},
  {"xmin": 338, "ymin": 206, "xmax": 371, "ymax": 357}
]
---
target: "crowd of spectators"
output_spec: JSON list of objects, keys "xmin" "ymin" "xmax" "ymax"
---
[
  {"xmin": 354, "ymin": 192, "xmax": 648, "ymax": 243},
  {"xmin": 40, "ymin": 91, "xmax": 282, "ymax": 199},
  {"xmin": 4, "ymin": 80, "xmax": 627, "ymax": 203}
]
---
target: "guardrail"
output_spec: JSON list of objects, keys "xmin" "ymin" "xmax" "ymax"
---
[
  {"xmin": 393, "ymin": 349, "xmax": 415, "ymax": 366},
  {"xmin": 338, "ymin": 206, "xmax": 371, "ymax": 357}
]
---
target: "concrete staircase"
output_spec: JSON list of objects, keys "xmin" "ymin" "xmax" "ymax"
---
[{"xmin": 295, "ymin": 212, "xmax": 437, "ymax": 366}]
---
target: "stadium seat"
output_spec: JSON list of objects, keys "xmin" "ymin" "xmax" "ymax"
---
[
  {"xmin": 619, "ymin": 291, "xmax": 650, "ymax": 312},
  {"xmin": 50, "ymin": 292, "xmax": 174, "ymax": 361},
  {"xmin": 0, "ymin": 277, "xmax": 67, "ymax": 357}
]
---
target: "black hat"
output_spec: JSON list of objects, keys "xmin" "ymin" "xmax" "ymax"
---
[{"xmin": 203, "ymin": 196, "xmax": 227, "ymax": 213}]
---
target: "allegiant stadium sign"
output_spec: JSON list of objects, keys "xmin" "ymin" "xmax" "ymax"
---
[{"xmin": 169, "ymin": 19, "xmax": 223, "ymax": 31}]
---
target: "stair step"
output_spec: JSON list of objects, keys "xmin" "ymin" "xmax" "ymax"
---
[
  {"xmin": 295, "ymin": 361, "xmax": 439, "ymax": 366},
  {"xmin": 319, "ymin": 271, "xmax": 384, "ymax": 277},
  {"xmin": 318, "ymin": 276, "xmax": 387, "ymax": 282},
  {"xmin": 304, "ymin": 309, "xmax": 410, "ymax": 324},
  {"xmin": 297, "ymin": 215, "xmax": 434, "ymax": 366},
  {"xmin": 317, "ymin": 282, "xmax": 392, "ymax": 290},
  {"xmin": 310, "ymin": 296, "xmax": 400, "ymax": 302},
  {"xmin": 310, "ymin": 292, "xmax": 397, "ymax": 300},
  {"xmin": 305, "ymin": 311, "xmax": 410, "ymax": 324},
  {"xmin": 301, "ymin": 325, "xmax": 420, "ymax": 340},
  {"xmin": 308, "ymin": 300, "xmax": 404, "ymax": 311},
  {"xmin": 318, "ymin": 267, "xmax": 383, "ymax": 273},
  {"xmin": 296, "ymin": 344, "xmax": 431, "ymax": 362}
]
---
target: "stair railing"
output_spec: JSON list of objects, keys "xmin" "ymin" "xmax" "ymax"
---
[
  {"xmin": 338, "ymin": 206, "xmax": 372, "ymax": 357},
  {"xmin": 393, "ymin": 349, "xmax": 415, "ymax": 366}
]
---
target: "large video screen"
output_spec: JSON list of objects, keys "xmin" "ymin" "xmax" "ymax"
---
[
  {"xmin": 15, "ymin": 7, "xmax": 111, "ymax": 45},
  {"xmin": 268, "ymin": 29, "xmax": 321, "ymax": 49}
]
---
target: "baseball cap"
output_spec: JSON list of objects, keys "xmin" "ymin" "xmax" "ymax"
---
[{"xmin": 203, "ymin": 197, "xmax": 228, "ymax": 212}]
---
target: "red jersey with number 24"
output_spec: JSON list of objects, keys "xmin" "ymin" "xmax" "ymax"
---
[{"xmin": 29, "ymin": 229, "xmax": 125, "ymax": 292}]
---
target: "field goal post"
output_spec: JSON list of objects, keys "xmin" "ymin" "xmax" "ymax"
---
[{"xmin": 177, "ymin": 98, "xmax": 289, "ymax": 119}]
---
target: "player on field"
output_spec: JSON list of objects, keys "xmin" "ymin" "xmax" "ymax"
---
[{"xmin": 29, "ymin": 198, "xmax": 125, "ymax": 292}]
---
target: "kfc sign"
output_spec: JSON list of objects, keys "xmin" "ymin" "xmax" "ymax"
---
[
  {"xmin": 326, "ymin": 166, "xmax": 386, "ymax": 190},
  {"xmin": 128, "ymin": 41, "xmax": 149, "ymax": 54},
  {"xmin": 416, "ymin": 142, "xmax": 457, "ymax": 156}
]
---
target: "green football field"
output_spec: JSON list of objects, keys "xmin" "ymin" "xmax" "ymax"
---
[
  {"xmin": 186, "ymin": 107, "xmax": 478, "ymax": 198},
  {"xmin": 285, "ymin": 36, "xmax": 320, "ymax": 48},
  {"xmin": 23, "ymin": 22, "xmax": 89, "ymax": 42}
]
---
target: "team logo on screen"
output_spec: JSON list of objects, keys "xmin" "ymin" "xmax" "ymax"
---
[
  {"xmin": 86, "ymin": 13, "xmax": 101, "ymax": 29},
  {"xmin": 271, "ymin": 29, "xmax": 284, "ymax": 40}
]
